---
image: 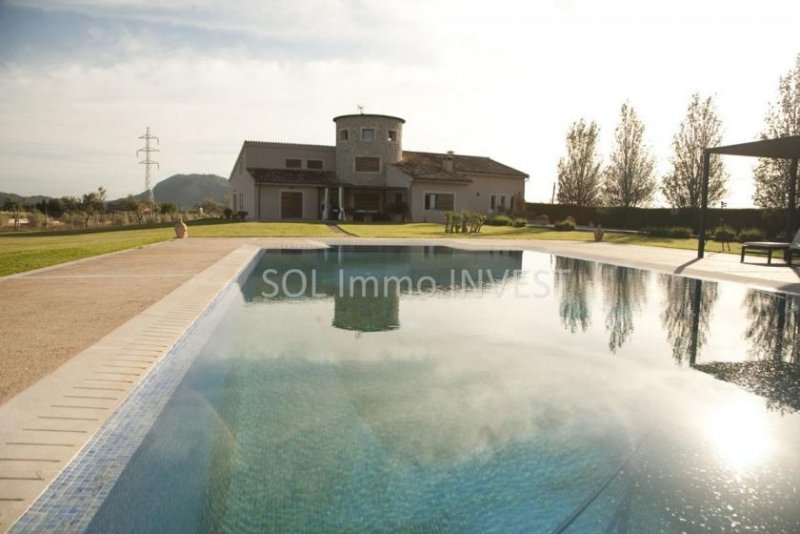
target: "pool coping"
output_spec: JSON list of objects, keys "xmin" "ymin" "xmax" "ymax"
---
[
  {"xmin": 0, "ymin": 244, "xmax": 262, "ymax": 532},
  {"xmin": 2, "ymin": 237, "xmax": 797, "ymax": 531}
]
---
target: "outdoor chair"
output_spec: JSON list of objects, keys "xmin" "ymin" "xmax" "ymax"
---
[{"xmin": 740, "ymin": 228, "xmax": 800, "ymax": 265}]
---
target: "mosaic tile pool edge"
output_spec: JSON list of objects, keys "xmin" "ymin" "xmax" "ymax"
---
[{"xmin": 9, "ymin": 250, "xmax": 264, "ymax": 533}]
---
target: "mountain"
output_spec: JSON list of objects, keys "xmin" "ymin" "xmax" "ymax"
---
[
  {"xmin": 0, "ymin": 192, "xmax": 53, "ymax": 206},
  {"xmin": 137, "ymin": 173, "xmax": 228, "ymax": 209}
]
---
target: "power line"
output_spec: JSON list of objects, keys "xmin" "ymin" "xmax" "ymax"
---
[{"xmin": 136, "ymin": 127, "xmax": 160, "ymax": 203}]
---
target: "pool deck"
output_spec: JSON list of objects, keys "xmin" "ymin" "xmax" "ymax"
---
[{"xmin": 0, "ymin": 236, "xmax": 798, "ymax": 530}]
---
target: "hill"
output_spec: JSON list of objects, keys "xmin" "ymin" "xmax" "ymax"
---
[
  {"xmin": 138, "ymin": 173, "xmax": 228, "ymax": 209},
  {"xmin": 0, "ymin": 192, "xmax": 53, "ymax": 206}
]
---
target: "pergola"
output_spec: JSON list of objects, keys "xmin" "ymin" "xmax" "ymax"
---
[{"xmin": 697, "ymin": 135, "xmax": 800, "ymax": 258}]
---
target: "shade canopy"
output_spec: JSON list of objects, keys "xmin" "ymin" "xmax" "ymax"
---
[
  {"xmin": 697, "ymin": 136, "xmax": 800, "ymax": 259},
  {"xmin": 706, "ymin": 135, "xmax": 800, "ymax": 159}
]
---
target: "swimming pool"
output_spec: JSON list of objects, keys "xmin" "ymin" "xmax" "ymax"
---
[{"xmin": 15, "ymin": 246, "xmax": 800, "ymax": 532}]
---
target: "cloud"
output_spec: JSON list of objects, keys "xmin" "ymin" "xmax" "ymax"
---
[{"xmin": 0, "ymin": 0, "xmax": 799, "ymax": 204}]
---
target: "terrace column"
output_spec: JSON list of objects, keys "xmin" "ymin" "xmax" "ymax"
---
[
  {"xmin": 338, "ymin": 186, "xmax": 345, "ymax": 221},
  {"xmin": 322, "ymin": 187, "xmax": 330, "ymax": 220},
  {"xmin": 786, "ymin": 158, "xmax": 798, "ymax": 240},
  {"xmin": 697, "ymin": 150, "xmax": 710, "ymax": 258}
]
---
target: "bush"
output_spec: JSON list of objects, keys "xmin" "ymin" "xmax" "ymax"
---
[
  {"xmin": 713, "ymin": 225, "xmax": 736, "ymax": 242},
  {"xmin": 669, "ymin": 227, "xmax": 693, "ymax": 238},
  {"xmin": 530, "ymin": 214, "xmax": 550, "ymax": 226},
  {"xmin": 235, "ymin": 210, "xmax": 248, "ymax": 221},
  {"xmin": 641, "ymin": 227, "xmax": 670, "ymax": 237},
  {"xmin": 554, "ymin": 216, "xmax": 576, "ymax": 231},
  {"xmin": 642, "ymin": 226, "xmax": 692, "ymax": 238},
  {"xmin": 485, "ymin": 214, "xmax": 513, "ymax": 226},
  {"xmin": 223, "ymin": 207, "xmax": 234, "ymax": 220},
  {"xmin": 738, "ymin": 228, "xmax": 765, "ymax": 242},
  {"xmin": 512, "ymin": 217, "xmax": 527, "ymax": 228}
]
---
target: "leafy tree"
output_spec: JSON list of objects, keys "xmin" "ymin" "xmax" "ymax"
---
[
  {"xmin": 80, "ymin": 187, "xmax": 107, "ymax": 227},
  {"xmin": 556, "ymin": 118, "xmax": 603, "ymax": 206},
  {"xmin": 200, "ymin": 198, "xmax": 224, "ymax": 216},
  {"xmin": 753, "ymin": 54, "xmax": 800, "ymax": 209},
  {"xmin": 662, "ymin": 94, "xmax": 727, "ymax": 208},
  {"xmin": 121, "ymin": 195, "xmax": 141, "ymax": 213},
  {"xmin": 159, "ymin": 202, "xmax": 178, "ymax": 215},
  {"xmin": 602, "ymin": 102, "xmax": 656, "ymax": 208}
]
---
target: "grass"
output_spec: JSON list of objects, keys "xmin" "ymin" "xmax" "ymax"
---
[
  {"xmin": 0, "ymin": 219, "xmax": 745, "ymax": 277},
  {"xmin": 339, "ymin": 222, "xmax": 744, "ymax": 254},
  {"xmin": 0, "ymin": 221, "xmax": 335, "ymax": 276}
]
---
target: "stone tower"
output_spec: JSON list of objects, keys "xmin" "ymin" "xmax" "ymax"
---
[{"xmin": 333, "ymin": 113, "xmax": 405, "ymax": 186}]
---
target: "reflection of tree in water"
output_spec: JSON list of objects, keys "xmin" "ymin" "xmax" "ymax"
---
[
  {"xmin": 659, "ymin": 275, "xmax": 718, "ymax": 365},
  {"xmin": 602, "ymin": 265, "xmax": 648, "ymax": 353},
  {"xmin": 744, "ymin": 290, "xmax": 800, "ymax": 363},
  {"xmin": 555, "ymin": 257, "xmax": 595, "ymax": 333}
]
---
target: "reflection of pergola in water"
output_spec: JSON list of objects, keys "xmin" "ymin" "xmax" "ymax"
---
[{"xmin": 698, "ymin": 135, "xmax": 800, "ymax": 258}]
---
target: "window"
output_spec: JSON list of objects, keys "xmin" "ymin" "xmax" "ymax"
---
[
  {"xmin": 388, "ymin": 130, "xmax": 397, "ymax": 142},
  {"xmin": 499, "ymin": 195, "xmax": 506, "ymax": 209},
  {"xmin": 233, "ymin": 192, "xmax": 237, "ymax": 211},
  {"xmin": 424, "ymin": 193, "xmax": 455, "ymax": 211},
  {"xmin": 285, "ymin": 158, "xmax": 301, "ymax": 169},
  {"xmin": 510, "ymin": 196, "xmax": 515, "ymax": 211},
  {"xmin": 307, "ymin": 160, "xmax": 323, "ymax": 170},
  {"xmin": 340, "ymin": 129, "xmax": 349, "ymax": 141},
  {"xmin": 361, "ymin": 128, "xmax": 375, "ymax": 142},
  {"xmin": 490, "ymin": 194, "xmax": 496, "ymax": 210},
  {"xmin": 355, "ymin": 156, "xmax": 380, "ymax": 172}
]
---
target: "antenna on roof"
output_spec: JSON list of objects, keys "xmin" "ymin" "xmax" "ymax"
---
[{"xmin": 357, "ymin": 104, "xmax": 365, "ymax": 114}]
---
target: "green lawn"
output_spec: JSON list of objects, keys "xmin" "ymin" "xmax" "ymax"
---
[
  {"xmin": 340, "ymin": 222, "xmax": 742, "ymax": 255},
  {"xmin": 0, "ymin": 220, "xmax": 742, "ymax": 277},
  {"xmin": 0, "ymin": 221, "xmax": 335, "ymax": 276}
]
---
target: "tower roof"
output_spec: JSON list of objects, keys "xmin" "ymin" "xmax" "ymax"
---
[{"xmin": 332, "ymin": 113, "xmax": 405, "ymax": 123}]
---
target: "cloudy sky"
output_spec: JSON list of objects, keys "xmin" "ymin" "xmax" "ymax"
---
[{"xmin": 0, "ymin": 0, "xmax": 798, "ymax": 206}]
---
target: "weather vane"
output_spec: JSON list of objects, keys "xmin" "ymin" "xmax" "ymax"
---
[{"xmin": 357, "ymin": 104, "xmax": 365, "ymax": 114}]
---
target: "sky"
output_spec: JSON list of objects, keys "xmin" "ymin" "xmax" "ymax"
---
[{"xmin": 0, "ymin": 0, "xmax": 799, "ymax": 206}]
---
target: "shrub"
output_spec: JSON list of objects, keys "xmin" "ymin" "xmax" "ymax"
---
[
  {"xmin": 669, "ymin": 227, "xmax": 693, "ymax": 239},
  {"xmin": 738, "ymin": 228, "xmax": 765, "ymax": 242},
  {"xmin": 553, "ymin": 216, "xmax": 576, "ymax": 231},
  {"xmin": 235, "ymin": 210, "xmax": 248, "ymax": 221},
  {"xmin": 512, "ymin": 217, "xmax": 527, "ymax": 228},
  {"xmin": 223, "ymin": 207, "xmax": 233, "ymax": 220},
  {"xmin": 530, "ymin": 214, "xmax": 550, "ymax": 226},
  {"xmin": 642, "ymin": 226, "xmax": 692, "ymax": 238},
  {"xmin": 641, "ymin": 227, "xmax": 670, "ymax": 237},
  {"xmin": 713, "ymin": 225, "xmax": 736, "ymax": 242},
  {"xmin": 485, "ymin": 214, "xmax": 513, "ymax": 226}
]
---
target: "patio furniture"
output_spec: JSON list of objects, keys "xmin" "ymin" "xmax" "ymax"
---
[{"xmin": 741, "ymin": 229, "xmax": 800, "ymax": 265}]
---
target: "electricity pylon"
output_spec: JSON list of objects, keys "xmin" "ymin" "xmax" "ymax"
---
[{"xmin": 137, "ymin": 127, "xmax": 160, "ymax": 204}]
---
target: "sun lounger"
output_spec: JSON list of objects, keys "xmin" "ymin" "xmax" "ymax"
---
[{"xmin": 741, "ymin": 229, "xmax": 800, "ymax": 265}]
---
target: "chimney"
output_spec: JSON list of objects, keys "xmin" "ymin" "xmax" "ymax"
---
[{"xmin": 443, "ymin": 150, "xmax": 455, "ymax": 172}]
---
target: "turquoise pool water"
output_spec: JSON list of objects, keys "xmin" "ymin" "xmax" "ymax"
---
[{"xmin": 76, "ymin": 246, "xmax": 800, "ymax": 532}]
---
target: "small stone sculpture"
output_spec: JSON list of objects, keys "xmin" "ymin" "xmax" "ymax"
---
[
  {"xmin": 594, "ymin": 225, "xmax": 604, "ymax": 242},
  {"xmin": 175, "ymin": 218, "xmax": 188, "ymax": 239}
]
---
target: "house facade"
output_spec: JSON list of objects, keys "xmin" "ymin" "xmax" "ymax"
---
[{"xmin": 228, "ymin": 113, "xmax": 527, "ymax": 222}]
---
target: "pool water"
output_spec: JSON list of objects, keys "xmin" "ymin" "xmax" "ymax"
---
[{"xmin": 84, "ymin": 246, "xmax": 800, "ymax": 533}]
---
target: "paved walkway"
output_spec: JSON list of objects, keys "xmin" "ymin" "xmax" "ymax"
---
[{"xmin": 0, "ymin": 238, "xmax": 243, "ymax": 405}]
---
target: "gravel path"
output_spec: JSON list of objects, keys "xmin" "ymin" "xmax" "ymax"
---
[{"xmin": 0, "ymin": 238, "xmax": 243, "ymax": 405}]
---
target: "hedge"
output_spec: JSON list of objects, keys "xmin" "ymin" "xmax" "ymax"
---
[{"xmin": 525, "ymin": 203, "xmax": 790, "ymax": 239}]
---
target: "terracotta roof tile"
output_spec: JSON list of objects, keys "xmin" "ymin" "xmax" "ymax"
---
[{"xmin": 393, "ymin": 151, "xmax": 527, "ymax": 182}]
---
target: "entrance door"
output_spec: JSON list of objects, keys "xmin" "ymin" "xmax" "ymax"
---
[{"xmin": 280, "ymin": 191, "xmax": 303, "ymax": 219}]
